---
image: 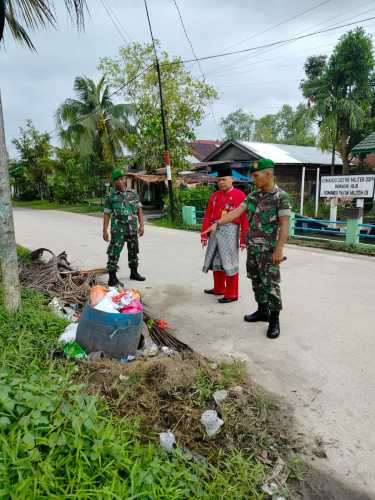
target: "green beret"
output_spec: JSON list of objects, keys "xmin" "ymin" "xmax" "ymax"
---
[
  {"xmin": 112, "ymin": 168, "xmax": 125, "ymax": 182},
  {"xmin": 250, "ymin": 158, "xmax": 275, "ymax": 173}
]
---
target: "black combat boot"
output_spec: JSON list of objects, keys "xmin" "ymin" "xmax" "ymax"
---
[
  {"xmin": 130, "ymin": 266, "xmax": 146, "ymax": 281},
  {"xmin": 108, "ymin": 271, "xmax": 123, "ymax": 287},
  {"xmin": 267, "ymin": 311, "xmax": 280, "ymax": 339},
  {"xmin": 244, "ymin": 304, "xmax": 270, "ymax": 323}
]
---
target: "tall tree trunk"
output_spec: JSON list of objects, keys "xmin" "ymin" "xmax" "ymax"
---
[{"xmin": 0, "ymin": 92, "xmax": 21, "ymax": 312}]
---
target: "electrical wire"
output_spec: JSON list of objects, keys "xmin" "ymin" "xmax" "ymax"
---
[
  {"xmin": 99, "ymin": 0, "xmax": 130, "ymax": 45},
  {"xmin": 206, "ymin": 0, "xmax": 375, "ymax": 79},
  {"xmin": 174, "ymin": 14, "xmax": 375, "ymax": 65},
  {"xmin": 172, "ymin": 0, "xmax": 219, "ymax": 134},
  {"xmin": 221, "ymin": 0, "xmax": 334, "ymax": 52}
]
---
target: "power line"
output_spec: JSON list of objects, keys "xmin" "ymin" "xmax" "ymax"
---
[
  {"xmin": 171, "ymin": 14, "xmax": 375, "ymax": 65},
  {"xmin": 105, "ymin": 0, "xmax": 133, "ymax": 42},
  {"xmin": 221, "ymin": 0, "xmax": 334, "ymax": 52},
  {"xmin": 99, "ymin": 0, "xmax": 130, "ymax": 45},
  {"xmin": 172, "ymin": 0, "xmax": 219, "ymax": 133}
]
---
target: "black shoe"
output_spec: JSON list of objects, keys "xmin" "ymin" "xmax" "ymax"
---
[
  {"xmin": 244, "ymin": 305, "xmax": 270, "ymax": 323},
  {"xmin": 204, "ymin": 288, "xmax": 223, "ymax": 295},
  {"xmin": 267, "ymin": 311, "xmax": 280, "ymax": 339},
  {"xmin": 130, "ymin": 267, "xmax": 146, "ymax": 281},
  {"xmin": 218, "ymin": 297, "xmax": 238, "ymax": 303},
  {"xmin": 108, "ymin": 271, "xmax": 123, "ymax": 287}
]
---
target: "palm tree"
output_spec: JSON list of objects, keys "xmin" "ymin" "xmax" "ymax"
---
[
  {"xmin": 56, "ymin": 77, "xmax": 134, "ymax": 164},
  {"xmin": 1, "ymin": 1, "xmax": 86, "ymax": 50},
  {"xmin": 0, "ymin": 1, "xmax": 87, "ymax": 312}
]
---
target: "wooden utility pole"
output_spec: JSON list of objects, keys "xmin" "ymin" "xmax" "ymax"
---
[
  {"xmin": 144, "ymin": 0, "xmax": 175, "ymax": 219},
  {"xmin": 0, "ymin": 91, "xmax": 22, "ymax": 312}
]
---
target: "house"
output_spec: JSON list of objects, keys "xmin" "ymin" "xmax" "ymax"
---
[
  {"xmin": 185, "ymin": 140, "xmax": 221, "ymax": 164},
  {"xmin": 203, "ymin": 140, "xmax": 343, "ymax": 198},
  {"xmin": 351, "ymin": 131, "xmax": 375, "ymax": 169}
]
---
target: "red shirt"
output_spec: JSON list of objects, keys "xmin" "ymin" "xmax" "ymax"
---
[{"xmin": 201, "ymin": 187, "xmax": 249, "ymax": 245}]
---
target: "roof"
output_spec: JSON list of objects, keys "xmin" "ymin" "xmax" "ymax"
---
[
  {"xmin": 352, "ymin": 131, "xmax": 375, "ymax": 155},
  {"xmin": 204, "ymin": 139, "xmax": 342, "ymax": 166},
  {"xmin": 188, "ymin": 140, "xmax": 221, "ymax": 161},
  {"xmin": 238, "ymin": 141, "xmax": 343, "ymax": 165},
  {"xmin": 126, "ymin": 173, "xmax": 165, "ymax": 184}
]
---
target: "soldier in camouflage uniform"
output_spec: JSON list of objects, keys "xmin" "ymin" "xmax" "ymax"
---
[
  {"xmin": 103, "ymin": 169, "xmax": 146, "ymax": 286},
  {"xmin": 202, "ymin": 158, "xmax": 291, "ymax": 339}
]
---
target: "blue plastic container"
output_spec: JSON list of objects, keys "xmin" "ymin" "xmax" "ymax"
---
[{"xmin": 76, "ymin": 304, "xmax": 142, "ymax": 359}]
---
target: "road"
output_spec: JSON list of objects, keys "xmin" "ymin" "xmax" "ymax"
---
[{"xmin": 14, "ymin": 208, "xmax": 375, "ymax": 498}]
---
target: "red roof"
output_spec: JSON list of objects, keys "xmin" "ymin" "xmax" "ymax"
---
[{"xmin": 189, "ymin": 140, "xmax": 221, "ymax": 161}]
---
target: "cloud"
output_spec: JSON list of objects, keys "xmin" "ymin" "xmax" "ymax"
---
[{"xmin": 1, "ymin": 0, "xmax": 374, "ymax": 153}]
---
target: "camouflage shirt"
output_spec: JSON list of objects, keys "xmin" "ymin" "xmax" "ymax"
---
[
  {"xmin": 104, "ymin": 189, "xmax": 142, "ymax": 235},
  {"xmin": 242, "ymin": 185, "xmax": 291, "ymax": 246}
]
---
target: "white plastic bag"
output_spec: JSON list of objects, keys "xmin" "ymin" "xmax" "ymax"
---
[
  {"xmin": 201, "ymin": 410, "xmax": 224, "ymax": 437},
  {"xmin": 94, "ymin": 295, "xmax": 119, "ymax": 314},
  {"xmin": 213, "ymin": 390, "xmax": 228, "ymax": 404},
  {"xmin": 58, "ymin": 323, "xmax": 78, "ymax": 344}
]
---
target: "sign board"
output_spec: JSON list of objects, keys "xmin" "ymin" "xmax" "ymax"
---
[{"xmin": 320, "ymin": 174, "xmax": 375, "ymax": 198}]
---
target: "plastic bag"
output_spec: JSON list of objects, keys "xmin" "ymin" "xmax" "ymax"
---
[
  {"xmin": 58, "ymin": 323, "xmax": 78, "ymax": 344},
  {"xmin": 63, "ymin": 341, "xmax": 87, "ymax": 359},
  {"xmin": 89, "ymin": 285, "xmax": 108, "ymax": 307},
  {"xmin": 94, "ymin": 295, "xmax": 119, "ymax": 314}
]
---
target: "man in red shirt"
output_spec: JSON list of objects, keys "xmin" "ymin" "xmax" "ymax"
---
[{"xmin": 201, "ymin": 165, "xmax": 249, "ymax": 303}]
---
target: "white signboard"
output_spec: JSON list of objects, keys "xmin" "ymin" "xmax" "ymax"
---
[{"xmin": 320, "ymin": 174, "xmax": 375, "ymax": 198}]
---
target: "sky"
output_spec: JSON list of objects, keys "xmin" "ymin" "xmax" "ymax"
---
[{"xmin": 1, "ymin": 0, "xmax": 375, "ymax": 156}]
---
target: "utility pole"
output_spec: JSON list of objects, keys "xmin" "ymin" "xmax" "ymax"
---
[
  {"xmin": 144, "ymin": 0, "xmax": 175, "ymax": 219},
  {"xmin": 0, "ymin": 91, "xmax": 22, "ymax": 312}
]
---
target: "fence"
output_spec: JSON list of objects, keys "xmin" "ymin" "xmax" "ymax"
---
[
  {"xmin": 289, "ymin": 213, "xmax": 375, "ymax": 248},
  {"xmin": 182, "ymin": 206, "xmax": 375, "ymax": 249}
]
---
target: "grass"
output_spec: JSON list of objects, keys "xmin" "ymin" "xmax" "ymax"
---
[
  {"xmin": 289, "ymin": 236, "xmax": 375, "ymax": 256},
  {"xmin": 13, "ymin": 200, "xmax": 103, "ymax": 215},
  {"xmin": 150, "ymin": 216, "xmax": 201, "ymax": 232},
  {"xmin": 0, "ymin": 283, "xmax": 276, "ymax": 498}
]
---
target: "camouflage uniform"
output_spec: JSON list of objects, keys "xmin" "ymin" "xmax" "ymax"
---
[
  {"xmin": 242, "ymin": 186, "xmax": 291, "ymax": 312},
  {"xmin": 104, "ymin": 189, "xmax": 142, "ymax": 272}
]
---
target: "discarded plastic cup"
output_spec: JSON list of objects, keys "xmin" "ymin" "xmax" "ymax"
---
[
  {"xmin": 159, "ymin": 431, "xmax": 176, "ymax": 452},
  {"xmin": 201, "ymin": 410, "xmax": 224, "ymax": 437}
]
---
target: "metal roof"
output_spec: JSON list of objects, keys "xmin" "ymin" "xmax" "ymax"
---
[
  {"xmin": 352, "ymin": 131, "xmax": 375, "ymax": 155},
  {"xmin": 238, "ymin": 141, "xmax": 343, "ymax": 165}
]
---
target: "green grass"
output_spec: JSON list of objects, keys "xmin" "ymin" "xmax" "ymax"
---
[
  {"xmin": 13, "ymin": 200, "xmax": 103, "ymax": 215},
  {"xmin": 289, "ymin": 236, "xmax": 375, "ymax": 256},
  {"xmin": 150, "ymin": 216, "xmax": 201, "ymax": 232},
  {"xmin": 0, "ymin": 290, "xmax": 273, "ymax": 499}
]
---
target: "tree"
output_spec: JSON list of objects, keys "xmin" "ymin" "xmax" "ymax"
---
[
  {"xmin": 56, "ymin": 76, "xmax": 133, "ymax": 165},
  {"xmin": 253, "ymin": 104, "xmax": 315, "ymax": 145},
  {"xmin": 0, "ymin": 1, "xmax": 88, "ymax": 312},
  {"xmin": 220, "ymin": 108, "xmax": 255, "ymax": 141},
  {"xmin": 99, "ymin": 42, "xmax": 218, "ymax": 173},
  {"xmin": 301, "ymin": 28, "xmax": 374, "ymax": 173},
  {"xmin": 2, "ymin": 0, "xmax": 86, "ymax": 50},
  {"xmin": 12, "ymin": 120, "xmax": 54, "ymax": 200}
]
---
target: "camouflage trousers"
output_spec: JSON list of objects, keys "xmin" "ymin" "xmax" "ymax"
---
[
  {"xmin": 246, "ymin": 243, "xmax": 282, "ymax": 312},
  {"xmin": 106, "ymin": 227, "xmax": 139, "ymax": 272}
]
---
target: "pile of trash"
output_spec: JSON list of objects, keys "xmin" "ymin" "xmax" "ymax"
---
[
  {"xmin": 54, "ymin": 280, "xmax": 191, "ymax": 362},
  {"xmin": 89, "ymin": 285, "xmax": 143, "ymax": 314},
  {"xmin": 20, "ymin": 248, "xmax": 106, "ymax": 306}
]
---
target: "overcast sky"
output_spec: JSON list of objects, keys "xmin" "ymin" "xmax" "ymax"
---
[{"xmin": 2, "ymin": 0, "xmax": 375, "ymax": 155}]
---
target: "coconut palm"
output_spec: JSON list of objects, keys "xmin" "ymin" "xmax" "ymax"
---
[
  {"xmin": 1, "ymin": 0, "xmax": 86, "ymax": 50},
  {"xmin": 56, "ymin": 76, "xmax": 134, "ymax": 164},
  {"xmin": 0, "ymin": 1, "xmax": 88, "ymax": 313}
]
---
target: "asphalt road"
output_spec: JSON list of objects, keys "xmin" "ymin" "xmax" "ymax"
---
[{"xmin": 14, "ymin": 208, "xmax": 375, "ymax": 498}]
